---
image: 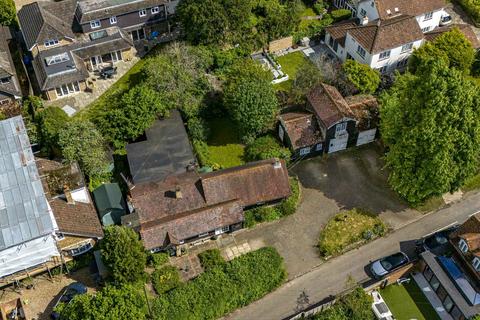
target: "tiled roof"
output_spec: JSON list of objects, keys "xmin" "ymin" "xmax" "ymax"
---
[
  {"xmin": 374, "ymin": 0, "xmax": 446, "ymax": 20},
  {"xmin": 279, "ymin": 112, "xmax": 323, "ymax": 149},
  {"xmin": 0, "ymin": 27, "xmax": 21, "ymax": 99},
  {"xmin": 325, "ymin": 19, "xmax": 358, "ymax": 47},
  {"xmin": 345, "ymin": 95, "xmax": 379, "ymax": 130},
  {"xmin": 347, "ymin": 15, "xmax": 423, "ymax": 54},
  {"xmin": 307, "ymin": 83, "xmax": 354, "ymax": 129},
  {"xmin": 424, "ymin": 24, "xmax": 480, "ymax": 49},
  {"xmin": 451, "ymin": 213, "xmax": 480, "ymax": 251}
]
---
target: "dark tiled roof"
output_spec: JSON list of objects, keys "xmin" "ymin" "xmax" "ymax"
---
[
  {"xmin": 279, "ymin": 112, "xmax": 323, "ymax": 149},
  {"xmin": 0, "ymin": 27, "xmax": 20, "ymax": 99},
  {"xmin": 72, "ymin": 29, "xmax": 133, "ymax": 59},
  {"xmin": 325, "ymin": 19, "xmax": 358, "ymax": 47},
  {"xmin": 18, "ymin": 0, "xmax": 76, "ymax": 50},
  {"xmin": 307, "ymin": 83, "xmax": 354, "ymax": 129},
  {"xmin": 345, "ymin": 95, "xmax": 379, "ymax": 130},
  {"xmin": 347, "ymin": 15, "xmax": 423, "ymax": 54},
  {"xmin": 451, "ymin": 214, "xmax": 480, "ymax": 251},
  {"xmin": 374, "ymin": 0, "xmax": 446, "ymax": 20},
  {"xmin": 424, "ymin": 24, "xmax": 480, "ymax": 49},
  {"xmin": 76, "ymin": 0, "xmax": 168, "ymax": 24}
]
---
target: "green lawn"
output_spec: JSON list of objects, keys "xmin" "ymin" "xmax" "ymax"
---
[
  {"xmin": 205, "ymin": 118, "xmax": 245, "ymax": 169},
  {"xmin": 274, "ymin": 51, "xmax": 312, "ymax": 92},
  {"xmin": 462, "ymin": 172, "xmax": 480, "ymax": 192},
  {"xmin": 414, "ymin": 196, "xmax": 445, "ymax": 213},
  {"xmin": 381, "ymin": 281, "xmax": 441, "ymax": 320}
]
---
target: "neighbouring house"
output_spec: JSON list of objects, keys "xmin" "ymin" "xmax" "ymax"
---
[
  {"xmin": 0, "ymin": 116, "xmax": 60, "ymax": 282},
  {"xmin": 92, "ymin": 183, "xmax": 127, "ymax": 226},
  {"xmin": 126, "ymin": 110, "xmax": 196, "ymax": 185},
  {"xmin": 327, "ymin": 0, "xmax": 454, "ymax": 73},
  {"xmin": 278, "ymin": 83, "xmax": 378, "ymax": 157},
  {"xmin": 424, "ymin": 24, "xmax": 480, "ymax": 49},
  {"xmin": 122, "ymin": 159, "xmax": 291, "ymax": 253},
  {"xmin": 37, "ymin": 158, "xmax": 103, "ymax": 258},
  {"xmin": 0, "ymin": 27, "xmax": 21, "ymax": 105},
  {"xmin": 18, "ymin": 0, "xmax": 178, "ymax": 100},
  {"xmin": 414, "ymin": 214, "xmax": 480, "ymax": 320}
]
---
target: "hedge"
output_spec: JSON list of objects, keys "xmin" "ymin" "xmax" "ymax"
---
[
  {"xmin": 456, "ymin": 0, "xmax": 480, "ymax": 25},
  {"xmin": 151, "ymin": 247, "xmax": 286, "ymax": 320},
  {"xmin": 331, "ymin": 9, "xmax": 352, "ymax": 22},
  {"xmin": 151, "ymin": 266, "xmax": 181, "ymax": 294},
  {"xmin": 244, "ymin": 135, "xmax": 291, "ymax": 163},
  {"xmin": 198, "ymin": 249, "xmax": 225, "ymax": 271},
  {"xmin": 147, "ymin": 252, "xmax": 169, "ymax": 268}
]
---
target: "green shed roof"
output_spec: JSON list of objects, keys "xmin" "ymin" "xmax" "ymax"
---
[{"xmin": 92, "ymin": 183, "xmax": 126, "ymax": 225}]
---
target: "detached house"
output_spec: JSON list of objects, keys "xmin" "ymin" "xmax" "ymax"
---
[
  {"xmin": 18, "ymin": 0, "xmax": 178, "ymax": 100},
  {"xmin": 0, "ymin": 27, "xmax": 21, "ymax": 105}
]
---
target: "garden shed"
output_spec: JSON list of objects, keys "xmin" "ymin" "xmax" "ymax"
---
[{"xmin": 92, "ymin": 183, "xmax": 127, "ymax": 226}]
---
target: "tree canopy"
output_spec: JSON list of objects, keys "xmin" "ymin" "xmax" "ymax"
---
[
  {"xmin": 100, "ymin": 226, "xmax": 147, "ymax": 285},
  {"xmin": 0, "ymin": 0, "xmax": 16, "ymax": 26},
  {"xmin": 341, "ymin": 60, "xmax": 380, "ymax": 94},
  {"xmin": 35, "ymin": 107, "xmax": 69, "ymax": 156},
  {"xmin": 380, "ymin": 58, "xmax": 480, "ymax": 203},
  {"xmin": 245, "ymin": 135, "xmax": 291, "ymax": 163}
]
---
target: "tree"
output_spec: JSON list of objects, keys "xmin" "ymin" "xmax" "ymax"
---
[
  {"xmin": 56, "ymin": 285, "xmax": 146, "ymax": 320},
  {"xmin": 380, "ymin": 58, "xmax": 480, "ymax": 203},
  {"xmin": 245, "ymin": 135, "xmax": 291, "ymax": 163},
  {"xmin": 35, "ymin": 107, "xmax": 69, "ymax": 156},
  {"xmin": 99, "ymin": 84, "xmax": 169, "ymax": 150},
  {"xmin": 0, "ymin": 0, "xmax": 16, "ymax": 26},
  {"xmin": 100, "ymin": 226, "xmax": 147, "ymax": 284},
  {"xmin": 57, "ymin": 119, "xmax": 109, "ymax": 180},
  {"xmin": 291, "ymin": 62, "xmax": 322, "ymax": 104},
  {"xmin": 341, "ymin": 60, "xmax": 380, "ymax": 94},
  {"xmin": 223, "ymin": 61, "xmax": 278, "ymax": 142}
]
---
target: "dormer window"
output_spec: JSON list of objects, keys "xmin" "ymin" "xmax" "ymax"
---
[
  {"xmin": 0, "ymin": 77, "xmax": 10, "ymax": 84},
  {"xmin": 401, "ymin": 43, "xmax": 413, "ymax": 53},
  {"xmin": 44, "ymin": 39, "xmax": 59, "ymax": 47},
  {"xmin": 151, "ymin": 6, "xmax": 159, "ymax": 14},
  {"xmin": 378, "ymin": 50, "xmax": 391, "ymax": 61},
  {"xmin": 110, "ymin": 16, "xmax": 117, "ymax": 24},
  {"xmin": 139, "ymin": 9, "xmax": 147, "ymax": 17},
  {"xmin": 90, "ymin": 20, "xmax": 101, "ymax": 29},
  {"xmin": 45, "ymin": 53, "xmax": 69, "ymax": 66},
  {"xmin": 459, "ymin": 238, "xmax": 469, "ymax": 253},
  {"xmin": 424, "ymin": 12, "xmax": 433, "ymax": 21},
  {"xmin": 473, "ymin": 257, "xmax": 480, "ymax": 271}
]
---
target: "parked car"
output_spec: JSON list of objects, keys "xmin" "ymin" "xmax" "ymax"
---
[
  {"xmin": 415, "ymin": 224, "xmax": 459, "ymax": 254},
  {"xmin": 50, "ymin": 282, "xmax": 87, "ymax": 319},
  {"xmin": 440, "ymin": 14, "xmax": 452, "ymax": 26},
  {"xmin": 370, "ymin": 252, "xmax": 409, "ymax": 279}
]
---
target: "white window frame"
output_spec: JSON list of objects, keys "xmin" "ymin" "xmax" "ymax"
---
[
  {"xmin": 472, "ymin": 257, "xmax": 480, "ymax": 271},
  {"xmin": 377, "ymin": 66, "xmax": 388, "ymax": 74},
  {"xmin": 378, "ymin": 50, "xmax": 391, "ymax": 61},
  {"xmin": 44, "ymin": 39, "xmax": 59, "ymax": 47},
  {"xmin": 46, "ymin": 53, "xmax": 70, "ymax": 65},
  {"xmin": 422, "ymin": 26, "xmax": 430, "ymax": 32},
  {"xmin": 90, "ymin": 20, "xmax": 101, "ymax": 29},
  {"xmin": 110, "ymin": 16, "xmax": 117, "ymax": 24},
  {"xmin": 401, "ymin": 43, "xmax": 413, "ymax": 53},
  {"xmin": 360, "ymin": 8, "xmax": 366, "ymax": 17},
  {"xmin": 424, "ymin": 11, "xmax": 433, "ymax": 21},
  {"xmin": 396, "ymin": 59, "xmax": 408, "ymax": 68},
  {"xmin": 139, "ymin": 9, "xmax": 147, "ymax": 17},
  {"xmin": 55, "ymin": 81, "xmax": 80, "ymax": 98},
  {"xmin": 299, "ymin": 147, "xmax": 311, "ymax": 156},
  {"xmin": 315, "ymin": 143, "xmax": 323, "ymax": 151},
  {"xmin": 151, "ymin": 6, "xmax": 159, "ymax": 14},
  {"xmin": 459, "ymin": 238, "xmax": 469, "ymax": 253},
  {"xmin": 336, "ymin": 122, "xmax": 347, "ymax": 133},
  {"xmin": 356, "ymin": 45, "xmax": 366, "ymax": 59}
]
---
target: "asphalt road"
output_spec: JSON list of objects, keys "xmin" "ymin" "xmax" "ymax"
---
[{"xmin": 226, "ymin": 191, "xmax": 480, "ymax": 320}]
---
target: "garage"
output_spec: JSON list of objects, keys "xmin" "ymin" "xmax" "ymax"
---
[
  {"xmin": 356, "ymin": 128, "xmax": 377, "ymax": 146},
  {"xmin": 328, "ymin": 134, "xmax": 348, "ymax": 153}
]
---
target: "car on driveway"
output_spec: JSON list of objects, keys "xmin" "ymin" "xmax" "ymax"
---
[
  {"xmin": 415, "ymin": 224, "xmax": 459, "ymax": 254},
  {"xmin": 51, "ymin": 282, "xmax": 87, "ymax": 319},
  {"xmin": 440, "ymin": 14, "xmax": 452, "ymax": 26},
  {"xmin": 370, "ymin": 252, "xmax": 409, "ymax": 279}
]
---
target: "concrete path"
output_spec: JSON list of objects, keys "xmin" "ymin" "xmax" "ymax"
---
[{"xmin": 225, "ymin": 191, "xmax": 480, "ymax": 320}]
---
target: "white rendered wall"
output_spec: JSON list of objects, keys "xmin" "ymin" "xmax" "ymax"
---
[
  {"xmin": 416, "ymin": 9, "xmax": 447, "ymax": 32},
  {"xmin": 370, "ymin": 38, "xmax": 424, "ymax": 71}
]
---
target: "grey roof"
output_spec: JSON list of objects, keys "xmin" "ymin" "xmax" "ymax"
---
[
  {"xmin": 0, "ymin": 27, "xmax": 21, "ymax": 99},
  {"xmin": 92, "ymin": 183, "xmax": 126, "ymax": 225},
  {"xmin": 72, "ymin": 28, "xmax": 133, "ymax": 59},
  {"xmin": 76, "ymin": 0, "xmax": 167, "ymax": 24},
  {"xmin": 126, "ymin": 110, "xmax": 196, "ymax": 185},
  {"xmin": 0, "ymin": 116, "xmax": 55, "ymax": 251},
  {"xmin": 17, "ymin": 0, "xmax": 76, "ymax": 50}
]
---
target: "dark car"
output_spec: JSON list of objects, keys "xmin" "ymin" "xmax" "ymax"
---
[
  {"xmin": 370, "ymin": 252, "xmax": 409, "ymax": 279},
  {"xmin": 416, "ymin": 225, "xmax": 459, "ymax": 254},
  {"xmin": 51, "ymin": 282, "xmax": 87, "ymax": 319}
]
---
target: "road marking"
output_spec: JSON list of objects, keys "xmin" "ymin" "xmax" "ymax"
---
[{"xmin": 469, "ymin": 210, "xmax": 480, "ymax": 217}]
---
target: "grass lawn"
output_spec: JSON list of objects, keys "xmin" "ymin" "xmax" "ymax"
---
[
  {"xmin": 318, "ymin": 208, "xmax": 386, "ymax": 257},
  {"xmin": 205, "ymin": 118, "xmax": 245, "ymax": 168},
  {"xmin": 414, "ymin": 196, "xmax": 445, "ymax": 213},
  {"xmin": 274, "ymin": 51, "xmax": 312, "ymax": 92},
  {"xmin": 381, "ymin": 281, "xmax": 441, "ymax": 320},
  {"xmin": 462, "ymin": 172, "xmax": 480, "ymax": 192}
]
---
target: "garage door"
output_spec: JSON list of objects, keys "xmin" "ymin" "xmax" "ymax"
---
[
  {"xmin": 357, "ymin": 128, "xmax": 377, "ymax": 146},
  {"xmin": 328, "ymin": 134, "xmax": 348, "ymax": 153}
]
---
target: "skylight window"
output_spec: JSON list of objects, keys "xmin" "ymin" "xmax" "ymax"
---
[{"xmin": 45, "ymin": 53, "xmax": 70, "ymax": 66}]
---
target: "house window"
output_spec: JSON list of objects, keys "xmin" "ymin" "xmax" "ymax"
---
[
  {"xmin": 378, "ymin": 50, "xmax": 391, "ymax": 61},
  {"xmin": 450, "ymin": 306, "xmax": 463, "ymax": 320},
  {"xmin": 371, "ymin": 1, "xmax": 374, "ymax": 7},
  {"xmin": 110, "ymin": 16, "xmax": 117, "ymax": 24},
  {"xmin": 0, "ymin": 77, "xmax": 10, "ymax": 84},
  {"xmin": 131, "ymin": 28, "xmax": 145, "ymax": 41},
  {"xmin": 377, "ymin": 66, "xmax": 388, "ymax": 73},
  {"xmin": 90, "ymin": 20, "xmax": 101, "ymax": 29},
  {"xmin": 356, "ymin": 45, "xmax": 366, "ymax": 58},
  {"xmin": 459, "ymin": 238, "xmax": 469, "ymax": 252},
  {"xmin": 151, "ymin": 6, "xmax": 159, "ymax": 14},
  {"xmin": 428, "ymin": 274, "xmax": 440, "ymax": 291},
  {"xmin": 44, "ymin": 39, "xmax": 59, "ymax": 47},
  {"xmin": 424, "ymin": 11, "xmax": 433, "ymax": 21},
  {"xmin": 401, "ymin": 43, "xmax": 413, "ymax": 52},
  {"xmin": 336, "ymin": 122, "xmax": 347, "ymax": 133},
  {"xmin": 397, "ymin": 58, "xmax": 408, "ymax": 68},
  {"xmin": 329, "ymin": 36, "xmax": 334, "ymax": 48},
  {"xmin": 472, "ymin": 257, "xmax": 480, "ymax": 271},
  {"xmin": 55, "ymin": 82, "xmax": 80, "ymax": 97},
  {"xmin": 69, "ymin": 242, "xmax": 93, "ymax": 256},
  {"xmin": 316, "ymin": 143, "xmax": 323, "ymax": 151},
  {"xmin": 299, "ymin": 147, "xmax": 311, "ymax": 156},
  {"xmin": 45, "ymin": 53, "xmax": 69, "ymax": 65},
  {"xmin": 360, "ymin": 8, "xmax": 367, "ymax": 17},
  {"xmin": 422, "ymin": 26, "xmax": 431, "ymax": 32},
  {"xmin": 139, "ymin": 9, "xmax": 147, "ymax": 17}
]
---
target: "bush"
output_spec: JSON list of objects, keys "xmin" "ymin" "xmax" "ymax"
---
[
  {"xmin": 198, "ymin": 249, "xmax": 225, "ymax": 270},
  {"xmin": 187, "ymin": 117, "xmax": 210, "ymax": 141},
  {"xmin": 151, "ymin": 247, "xmax": 286, "ymax": 320},
  {"xmin": 312, "ymin": 287, "xmax": 373, "ymax": 320},
  {"xmin": 244, "ymin": 135, "xmax": 291, "ymax": 163},
  {"xmin": 278, "ymin": 177, "xmax": 300, "ymax": 216},
  {"xmin": 457, "ymin": 0, "xmax": 480, "ymax": 25},
  {"xmin": 35, "ymin": 107, "xmax": 69, "ymax": 156},
  {"xmin": 151, "ymin": 266, "xmax": 181, "ymax": 294},
  {"xmin": 331, "ymin": 9, "xmax": 351, "ymax": 22},
  {"xmin": 342, "ymin": 60, "xmax": 380, "ymax": 94},
  {"xmin": 192, "ymin": 139, "xmax": 219, "ymax": 169},
  {"xmin": 51, "ymin": 252, "xmax": 94, "ymax": 276},
  {"xmin": 147, "ymin": 252, "xmax": 170, "ymax": 268},
  {"xmin": 313, "ymin": 1, "xmax": 327, "ymax": 14}
]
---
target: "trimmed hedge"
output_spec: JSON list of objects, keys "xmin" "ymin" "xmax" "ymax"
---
[
  {"xmin": 456, "ymin": 0, "xmax": 480, "ymax": 25},
  {"xmin": 151, "ymin": 265, "xmax": 181, "ymax": 294},
  {"xmin": 152, "ymin": 247, "xmax": 286, "ymax": 320},
  {"xmin": 198, "ymin": 249, "xmax": 225, "ymax": 271},
  {"xmin": 331, "ymin": 9, "xmax": 352, "ymax": 22},
  {"xmin": 244, "ymin": 135, "xmax": 291, "ymax": 163}
]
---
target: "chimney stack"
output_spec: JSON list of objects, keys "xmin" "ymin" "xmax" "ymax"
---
[
  {"xmin": 63, "ymin": 184, "xmax": 75, "ymax": 205},
  {"xmin": 273, "ymin": 158, "xmax": 282, "ymax": 169},
  {"xmin": 361, "ymin": 16, "xmax": 369, "ymax": 25},
  {"xmin": 175, "ymin": 186, "xmax": 183, "ymax": 199}
]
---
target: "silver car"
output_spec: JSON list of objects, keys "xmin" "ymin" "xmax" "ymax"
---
[{"xmin": 370, "ymin": 252, "xmax": 409, "ymax": 279}]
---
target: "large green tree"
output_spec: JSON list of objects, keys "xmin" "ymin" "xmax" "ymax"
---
[
  {"xmin": 35, "ymin": 107, "xmax": 69, "ymax": 156},
  {"xmin": 100, "ymin": 226, "xmax": 147, "ymax": 285},
  {"xmin": 0, "ymin": 0, "xmax": 16, "ymax": 26},
  {"xmin": 380, "ymin": 58, "xmax": 480, "ymax": 203},
  {"xmin": 341, "ymin": 60, "xmax": 380, "ymax": 94}
]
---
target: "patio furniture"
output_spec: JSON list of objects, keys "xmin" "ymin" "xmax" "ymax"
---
[{"xmin": 99, "ymin": 66, "xmax": 117, "ymax": 79}]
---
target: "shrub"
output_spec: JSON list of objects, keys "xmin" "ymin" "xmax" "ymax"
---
[
  {"xmin": 151, "ymin": 247, "xmax": 286, "ymax": 320},
  {"xmin": 198, "ymin": 249, "xmax": 225, "ymax": 270},
  {"xmin": 312, "ymin": 287, "xmax": 373, "ymax": 320},
  {"xmin": 313, "ymin": 1, "xmax": 327, "ymax": 14},
  {"xmin": 278, "ymin": 177, "xmax": 300, "ymax": 216},
  {"xmin": 151, "ymin": 266, "xmax": 181, "ymax": 294},
  {"xmin": 35, "ymin": 107, "xmax": 69, "ymax": 156},
  {"xmin": 342, "ymin": 60, "xmax": 380, "ymax": 94},
  {"xmin": 193, "ymin": 139, "xmax": 217, "ymax": 168},
  {"xmin": 147, "ymin": 252, "xmax": 170, "ymax": 268},
  {"xmin": 331, "ymin": 9, "xmax": 351, "ymax": 22},
  {"xmin": 244, "ymin": 135, "xmax": 291, "ymax": 163},
  {"xmin": 457, "ymin": 0, "xmax": 480, "ymax": 25},
  {"xmin": 187, "ymin": 117, "xmax": 210, "ymax": 141}
]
